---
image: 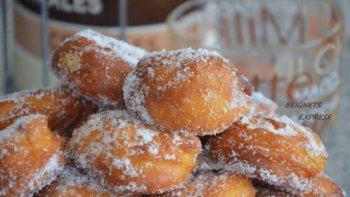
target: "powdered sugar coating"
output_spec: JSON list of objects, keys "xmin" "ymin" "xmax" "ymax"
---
[
  {"xmin": 1, "ymin": 151, "xmax": 63, "ymax": 197},
  {"xmin": 143, "ymin": 48, "xmax": 224, "ymax": 64},
  {"xmin": 255, "ymin": 173, "xmax": 344, "ymax": 196},
  {"xmin": 68, "ymin": 110, "xmax": 201, "ymax": 194},
  {"xmin": 0, "ymin": 115, "xmax": 65, "ymax": 197},
  {"xmin": 0, "ymin": 87, "xmax": 76, "ymax": 121},
  {"xmin": 123, "ymin": 48, "xmax": 227, "ymax": 126},
  {"xmin": 123, "ymin": 67, "xmax": 154, "ymax": 124},
  {"xmin": 27, "ymin": 153, "xmax": 64, "ymax": 195},
  {"xmin": 135, "ymin": 128, "xmax": 158, "ymax": 145},
  {"xmin": 124, "ymin": 48, "xmax": 253, "ymax": 136},
  {"xmin": 50, "ymin": 29, "xmax": 147, "ymax": 108},
  {"xmin": 306, "ymin": 174, "xmax": 345, "ymax": 197},
  {"xmin": 205, "ymin": 110, "xmax": 327, "ymax": 194},
  {"xmin": 39, "ymin": 167, "xmax": 135, "ymax": 197},
  {"xmin": 77, "ymin": 29, "xmax": 146, "ymax": 67},
  {"xmin": 280, "ymin": 116, "xmax": 326, "ymax": 157},
  {"xmin": 244, "ymin": 92, "xmax": 325, "ymax": 157},
  {"xmin": 159, "ymin": 170, "xmax": 255, "ymax": 197},
  {"xmin": 0, "ymin": 114, "xmax": 44, "ymax": 143},
  {"xmin": 251, "ymin": 92, "xmax": 279, "ymax": 117},
  {"xmin": 240, "ymin": 114, "xmax": 326, "ymax": 157},
  {"xmin": 53, "ymin": 167, "xmax": 107, "ymax": 190},
  {"xmin": 0, "ymin": 86, "xmax": 85, "ymax": 136},
  {"xmin": 210, "ymin": 160, "xmax": 311, "ymax": 194}
]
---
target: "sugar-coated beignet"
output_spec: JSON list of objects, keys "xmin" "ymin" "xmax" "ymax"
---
[
  {"xmin": 255, "ymin": 174, "xmax": 344, "ymax": 197},
  {"xmin": 68, "ymin": 110, "xmax": 201, "ymax": 194},
  {"xmin": 158, "ymin": 171, "xmax": 255, "ymax": 197},
  {"xmin": 38, "ymin": 167, "xmax": 139, "ymax": 197},
  {"xmin": 0, "ymin": 87, "xmax": 94, "ymax": 137},
  {"xmin": 205, "ymin": 114, "xmax": 327, "ymax": 193},
  {"xmin": 0, "ymin": 115, "xmax": 65, "ymax": 197},
  {"xmin": 51, "ymin": 29, "xmax": 147, "ymax": 108},
  {"xmin": 124, "ymin": 48, "xmax": 253, "ymax": 136}
]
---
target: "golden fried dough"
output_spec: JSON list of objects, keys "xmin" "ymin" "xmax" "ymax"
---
[
  {"xmin": 38, "ymin": 167, "xmax": 140, "ymax": 197},
  {"xmin": 124, "ymin": 48, "xmax": 253, "ymax": 136},
  {"xmin": 0, "ymin": 87, "xmax": 95, "ymax": 137},
  {"xmin": 51, "ymin": 29, "xmax": 147, "ymax": 108},
  {"xmin": 0, "ymin": 115, "xmax": 65, "ymax": 197},
  {"xmin": 205, "ymin": 114, "xmax": 327, "ymax": 193},
  {"xmin": 255, "ymin": 174, "xmax": 344, "ymax": 197},
  {"xmin": 304, "ymin": 174, "xmax": 344, "ymax": 197},
  {"xmin": 67, "ymin": 110, "xmax": 201, "ymax": 194},
  {"xmin": 158, "ymin": 171, "xmax": 255, "ymax": 197}
]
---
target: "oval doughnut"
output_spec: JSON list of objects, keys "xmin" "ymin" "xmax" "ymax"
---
[
  {"xmin": 124, "ymin": 48, "xmax": 253, "ymax": 136},
  {"xmin": 0, "ymin": 115, "xmax": 65, "ymax": 197},
  {"xmin": 0, "ymin": 87, "xmax": 96, "ymax": 137},
  {"xmin": 255, "ymin": 174, "xmax": 344, "ymax": 197},
  {"xmin": 67, "ymin": 110, "xmax": 201, "ymax": 194},
  {"xmin": 205, "ymin": 114, "xmax": 327, "ymax": 193},
  {"xmin": 38, "ymin": 167, "xmax": 140, "ymax": 197},
  {"xmin": 158, "ymin": 171, "xmax": 255, "ymax": 197},
  {"xmin": 51, "ymin": 29, "xmax": 147, "ymax": 108}
]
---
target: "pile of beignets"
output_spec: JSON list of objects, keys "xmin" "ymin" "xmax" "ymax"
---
[{"xmin": 0, "ymin": 29, "xmax": 344, "ymax": 197}]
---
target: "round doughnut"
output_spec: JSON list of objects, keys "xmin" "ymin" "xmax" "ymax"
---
[
  {"xmin": 205, "ymin": 114, "xmax": 327, "ymax": 193},
  {"xmin": 0, "ymin": 115, "xmax": 65, "ymax": 197},
  {"xmin": 38, "ymin": 167, "xmax": 140, "ymax": 197},
  {"xmin": 67, "ymin": 110, "xmax": 201, "ymax": 194},
  {"xmin": 251, "ymin": 92, "xmax": 279, "ymax": 117},
  {"xmin": 124, "ymin": 48, "xmax": 253, "ymax": 136},
  {"xmin": 0, "ymin": 87, "xmax": 96, "ymax": 137},
  {"xmin": 158, "ymin": 171, "xmax": 255, "ymax": 197},
  {"xmin": 255, "ymin": 174, "xmax": 344, "ymax": 197},
  {"xmin": 51, "ymin": 29, "xmax": 147, "ymax": 108}
]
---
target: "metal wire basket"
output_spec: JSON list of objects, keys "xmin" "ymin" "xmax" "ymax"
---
[{"xmin": 0, "ymin": 0, "xmax": 128, "ymax": 94}]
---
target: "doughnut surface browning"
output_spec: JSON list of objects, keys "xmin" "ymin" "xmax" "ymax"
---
[
  {"xmin": 51, "ymin": 29, "xmax": 147, "ymax": 108},
  {"xmin": 0, "ymin": 87, "xmax": 91, "ymax": 137},
  {"xmin": 158, "ymin": 171, "xmax": 255, "ymax": 197},
  {"xmin": 0, "ymin": 115, "xmax": 65, "ymax": 197},
  {"xmin": 38, "ymin": 167, "xmax": 139, "ymax": 197},
  {"xmin": 205, "ymin": 114, "xmax": 327, "ymax": 193},
  {"xmin": 255, "ymin": 174, "xmax": 344, "ymax": 197},
  {"xmin": 303, "ymin": 174, "xmax": 344, "ymax": 197},
  {"xmin": 124, "ymin": 48, "xmax": 253, "ymax": 136},
  {"xmin": 68, "ymin": 110, "xmax": 201, "ymax": 194}
]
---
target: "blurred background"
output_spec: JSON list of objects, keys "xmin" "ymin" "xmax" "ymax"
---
[{"xmin": 0, "ymin": 0, "xmax": 349, "ymax": 191}]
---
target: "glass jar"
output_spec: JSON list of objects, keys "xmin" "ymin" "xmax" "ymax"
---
[{"xmin": 168, "ymin": 0, "xmax": 344, "ymax": 138}]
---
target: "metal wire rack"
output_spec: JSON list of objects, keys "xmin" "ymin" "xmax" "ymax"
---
[{"xmin": 0, "ymin": 0, "xmax": 128, "ymax": 94}]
